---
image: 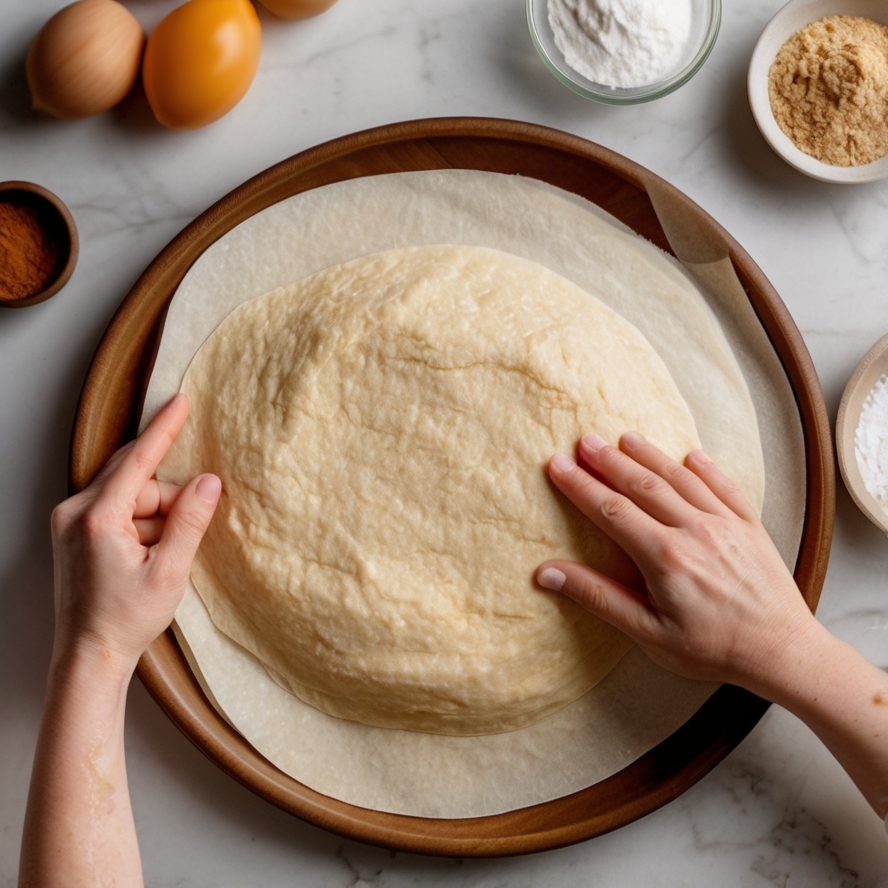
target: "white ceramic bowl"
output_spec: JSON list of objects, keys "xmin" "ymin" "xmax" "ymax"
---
[
  {"xmin": 527, "ymin": 0, "xmax": 721, "ymax": 105},
  {"xmin": 836, "ymin": 334, "xmax": 888, "ymax": 535},
  {"xmin": 748, "ymin": 0, "xmax": 888, "ymax": 183}
]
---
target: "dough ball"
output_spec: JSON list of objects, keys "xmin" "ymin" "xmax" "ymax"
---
[{"xmin": 162, "ymin": 245, "xmax": 701, "ymax": 735}]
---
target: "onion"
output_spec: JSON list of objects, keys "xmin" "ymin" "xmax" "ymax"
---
[
  {"xmin": 26, "ymin": 0, "xmax": 145, "ymax": 119},
  {"xmin": 255, "ymin": 0, "xmax": 339, "ymax": 20}
]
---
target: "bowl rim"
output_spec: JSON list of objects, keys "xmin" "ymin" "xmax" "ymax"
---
[
  {"xmin": 835, "ymin": 333, "xmax": 888, "ymax": 534},
  {"xmin": 526, "ymin": 0, "xmax": 722, "ymax": 105},
  {"xmin": 747, "ymin": 0, "xmax": 888, "ymax": 183},
  {"xmin": 0, "ymin": 180, "xmax": 79, "ymax": 308}
]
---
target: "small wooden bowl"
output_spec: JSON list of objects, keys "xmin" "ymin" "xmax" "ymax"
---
[
  {"xmin": 0, "ymin": 181, "xmax": 78, "ymax": 308},
  {"xmin": 836, "ymin": 334, "xmax": 888, "ymax": 533}
]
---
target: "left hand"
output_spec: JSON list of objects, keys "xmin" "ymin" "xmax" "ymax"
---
[{"xmin": 50, "ymin": 393, "xmax": 221, "ymax": 671}]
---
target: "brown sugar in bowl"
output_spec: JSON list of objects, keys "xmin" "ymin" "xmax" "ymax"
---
[{"xmin": 0, "ymin": 181, "xmax": 78, "ymax": 308}]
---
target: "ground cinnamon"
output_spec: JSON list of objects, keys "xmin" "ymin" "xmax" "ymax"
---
[{"xmin": 0, "ymin": 195, "xmax": 61, "ymax": 301}]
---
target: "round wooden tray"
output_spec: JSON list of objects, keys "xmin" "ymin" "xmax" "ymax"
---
[{"xmin": 70, "ymin": 117, "xmax": 834, "ymax": 857}]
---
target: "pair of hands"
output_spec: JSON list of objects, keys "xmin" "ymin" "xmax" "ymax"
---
[
  {"xmin": 37, "ymin": 402, "xmax": 888, "ymax": 887},
  {"xmin": 47, "ymin": 396, "xmax": 888, "ymax": 829},
  {"xmin": 53, "ymin": 392, "xmax": 806, "ymax": 695}
]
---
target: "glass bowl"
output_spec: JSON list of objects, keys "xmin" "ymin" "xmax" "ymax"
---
[{"xmin": 526, "ymin": 0, "xmax": 722, "ymax": 105}]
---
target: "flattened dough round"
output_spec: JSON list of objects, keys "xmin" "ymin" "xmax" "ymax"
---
[{"xmin": 163, "ymin": 245, "xmax": 701, "ymax": 735}]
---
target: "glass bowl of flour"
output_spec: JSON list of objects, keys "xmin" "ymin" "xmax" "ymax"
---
[{"xmin": 527, "ymin": 0, "xmax": 721, "ymax": 104}]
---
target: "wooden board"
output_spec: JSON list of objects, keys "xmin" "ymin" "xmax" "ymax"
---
[{"xmin": 69, "ymin": 117, "xmax": 834, "ymax": 857}]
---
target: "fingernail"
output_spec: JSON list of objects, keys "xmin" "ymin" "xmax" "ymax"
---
[
  {"xmin": 537, "ymin": 567, "xmax": 567, "ymax": 591},
  {"xmin": 581, "ymin": 433, "xmax": 607, "ymax": 453},
  {"xmin": 550, "ymin": 452, "xmax": 576, "ymax": 474},
  {"xmin": 689, "ymin": 449, "xmax": 712, "ymax": 465},
  {"xmin": 196, "ymin": 474, "xmax": 222, "ymax": 503},
  {"xmin": 621, "ymin": 431, "xmax": 644, "ymax": 449}
]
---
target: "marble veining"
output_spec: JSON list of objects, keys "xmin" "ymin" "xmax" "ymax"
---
[{"xmin": 3, "ymin": 0, "xmax": 888, "ymax": 884}]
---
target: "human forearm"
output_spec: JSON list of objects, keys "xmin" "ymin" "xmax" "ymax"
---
[
  {"xmin": 19, "ymin": 641, "xmax": 142, "ymax": 888},
  {"xmin": 20, "ymin": 396, "xmax": 220, "ymax": 886},
  {"xmin": 752, "ymin": 619, "xmax": 888, "ymax": 819},
  {"xmin": 536, "ymin": 432, "xmax": 888, "ymax": 820}
]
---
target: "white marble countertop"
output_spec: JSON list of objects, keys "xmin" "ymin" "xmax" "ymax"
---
[{"xmin": 3, "ymin": 0, "xmax": 888, "ymax": 883}]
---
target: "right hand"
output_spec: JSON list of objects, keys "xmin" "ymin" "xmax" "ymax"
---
[{"xmin": 535, "ymin": 431, "xmax": 819, "ymax": 693}]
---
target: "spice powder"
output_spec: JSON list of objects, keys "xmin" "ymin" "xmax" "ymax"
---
[
  {"xmin": 0, "ymin": 195, "xmax": 61, "ymax": 302},
  {"xmin": 768, "ymin": 15, "xmax": 888, "ymax": 167}
]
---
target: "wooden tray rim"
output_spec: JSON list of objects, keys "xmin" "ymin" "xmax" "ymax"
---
[{"xmin": 69, "ymin": 116, "xmax": 835, "ymax": 857}]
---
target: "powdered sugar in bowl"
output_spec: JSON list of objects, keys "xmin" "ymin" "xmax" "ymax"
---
[
  {"xmin": 837, "ymin": 334, "xmax": 888, "ymax": 535},
  {"xmin": 527, "ymin": 0, "xmax": 721, "ymax": 104}
]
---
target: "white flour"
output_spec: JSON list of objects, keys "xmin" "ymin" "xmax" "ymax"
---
[
  {"xmin": 548, "ymin": 0, "xmax": 693, "ymax": 89},
  {"xmin": 855, "ymin": 373, "xmax": 888, "ymax": 509}
]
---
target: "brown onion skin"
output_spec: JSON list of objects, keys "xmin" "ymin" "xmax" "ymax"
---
[
  {"xmin": 26, "ymin": 0, "xmax": 145, "ymax": 120},
  {"xmin": 255, "ymin": 0, "xmax": 339, "ymax": 20}
]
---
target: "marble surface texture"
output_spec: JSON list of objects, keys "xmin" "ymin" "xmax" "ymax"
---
[{"xmin": 3, "ymin": 0, "xmax": 888, "ymax": 884}]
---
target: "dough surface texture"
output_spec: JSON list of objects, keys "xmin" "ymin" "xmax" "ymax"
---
[{"xmin": 162, "ymin": 244, "xmax": 702, "ymax": 735}]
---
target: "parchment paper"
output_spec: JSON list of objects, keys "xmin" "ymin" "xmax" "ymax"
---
[{"xmin": 141, "ymin": 170, "xmax": 805, "ymax": 818}]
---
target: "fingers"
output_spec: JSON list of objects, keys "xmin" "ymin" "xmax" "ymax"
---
[
  {"xmin": 618, "ymin": 432, "xmax": 732, "ymax": 518},
  {"xmin": 535, "ymin": 560, "xmax": 656, "ymax": 642},
  {"xmin": 573, "ymin": 432, "xmax": 758, "ymax": 527},
  {"xmin": 133, "ymin": 480, "xmax": 182, "ymax": 519},
  {"xmin": 101, "ymin": 394, "xmax": 191, "ymax": 509},
  {"xmin": 153, "ymin": 474, "xmax": 222, "ymax": 585},
  {"xmin": 548, "ymin": 452, "xmax": 662, "ymax": 562},
  {"xmin": 684, "ymin": 449, "xmax": 759, "ymax": 523},
  {"xmin": 87, "ymin": 440, "xmax": 137, "ymax": 492},
  {"xmin": 134, "ymin": 517, "xmax": 165, "ymax": 546},
  {"xmin": 576, "ymin": 434, "xmax": 698, "ymax": 527}
]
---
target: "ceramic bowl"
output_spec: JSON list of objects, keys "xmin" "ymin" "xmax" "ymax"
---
[
  {"xmin": 836, "ymin": 334, "xmax": 888, "ymax": 534},
  {"xmin": 748, "ymin": 0, "xmax": 888, "ymax": 183},
  {"xmin": 0, "ymin": 181, "xmax": 78, "ymax": 308},
  {"xmin": 526, "ymin": 0, "xmax": 721, "ymax": 105}
]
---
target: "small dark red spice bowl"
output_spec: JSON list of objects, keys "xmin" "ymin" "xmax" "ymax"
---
[{"xmin": 0, "ymin": 181, "xmax": 78, "ymax": 308}]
